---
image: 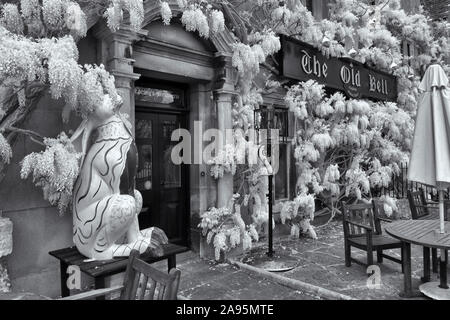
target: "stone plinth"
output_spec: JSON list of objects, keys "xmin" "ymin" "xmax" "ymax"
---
[
  {"xmin": 0, "ymin": 217, "xmax": 12, "ymax": 258},
  {"xmin": 0, "ymin": 259, "xmax": 11, "ymax": 293},
  {"xmin": 0, "ymin": 217, "xmax": 12, "ymax": 293}
]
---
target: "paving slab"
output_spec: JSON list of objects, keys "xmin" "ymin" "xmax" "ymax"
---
[
  {"xmin": 150, "ymin": 215, "xmax": 448, "ymax": 300},
  {"xmin": 236, "ymin": 220, "xmax": 440, "ymax": 300},
  {"xmin": 150, "ymin": 251, "xmax": 319, "ymax": 300}
]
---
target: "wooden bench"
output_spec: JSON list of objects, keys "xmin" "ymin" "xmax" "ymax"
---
[{"xmin": 49, "ymin": 243, "xmax": 189, "ymax": 297}]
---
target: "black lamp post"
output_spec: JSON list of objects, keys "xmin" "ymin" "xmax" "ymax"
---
[
  {"xmin": 254, "ymin": 106, "xmax": 287, "ymax": 258},
  {"xmin": 267, "ymin": 121, "xmax": 274, "ymax": 258}
]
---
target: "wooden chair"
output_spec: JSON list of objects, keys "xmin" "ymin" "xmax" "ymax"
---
[
  {"xmin": 407, "ymin": 189, "xmax": 440, "ymax": 272},
  {"xmin": 407, "ymin": 189, "xmax": 438, "ymax": 220},
  {"xmin": 343, "ymin": 201, "xmax": 403, "ymax": 270},
  {"xmin": 60, "ymin": 250, "xmax": 181, "ymax": 300}
]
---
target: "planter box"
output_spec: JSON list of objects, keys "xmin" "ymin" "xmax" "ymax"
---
[{"xmin": 0, "ymin": 218, "xmax": 12, "ymax": 258}]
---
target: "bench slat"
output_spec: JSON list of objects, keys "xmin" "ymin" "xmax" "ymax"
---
[
  {"xmin": 50, "ymin": 243, "xmax": 189, "ymax": 278},
  {"xmin": 86, "ymin": 246, "xmax": 188, "ymax": 277}
]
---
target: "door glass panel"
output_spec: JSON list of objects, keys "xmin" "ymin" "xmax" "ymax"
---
[
  {"xmin": 135, "ymin": 85, "xmax": 185, "ymax": 107},
  {"xmin": 161, "ymin": 119, "xmax": 181, "ymax": 188},
  {"xmin": 136, "ymin": 144, "xmax": 153, "ymax": 191},
  {"xmin": 275, "ymin": 143, "xmax": 288, "ymax": 200},
  {"xmin": 135, "ymin": 87, "xmax": 175, "ymax": 104},
  {"xmin": 136, "ymin": 119, "xmax": 152, "ymax": 139}
]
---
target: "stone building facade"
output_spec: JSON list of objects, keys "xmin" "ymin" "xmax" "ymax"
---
[
  {"xmin": 421, "ymin": 0, "xmax": 450, "ymax": 21},
  {"xmin": 0, "ymin": 0, "xmax": 422, "ymax": 297}
]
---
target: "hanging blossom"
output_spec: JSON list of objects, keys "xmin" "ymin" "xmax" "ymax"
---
[
  {"xmin": 20, "ymin": 0, "xmax": 41, "ymax": 23},
  {"xmin": 0, "ymin": 3, "xmax": 24, "ymax": 34},
  {"xmin": 208, "ymin": 144, "xmax": 237, "ymax": 179},
  {"xmin": 64, "ymin": 2, "xmax": 87, "ymax": 38},
  {"xmin": 345, "ymin": 162, "xmax": 371, "ymax": 200},
  {"xmin": 378, "ymin": 195, "xmax": 398, "ymax": 217},
  {"xmin": 123, "ymin": 0, "xmax": 144, "ymax": 31},
  {"xmin": 231, "ymin": 42, "xmax": 267, "ymax": 86},
  {"xmin": 286, "ymin": 80, "xmax": 325, "ymax": 120},
  {"xmin": 19, "ymin": 0, "xmax": 44, "ymax": 37},
  {"xmin": 104, "ymin": 1, "xmax": 122, "ymax": 32},
  {"xmin": 104, "ymin": 0, "xmax": 144, "ymax": 32},
  {"xmin": 271, "ymin": 4, "xmax": 291, "ymax": 26},
  {"xmin": 248, "ymin": 30, "xmax": 281, "ymax": 57},
  {"xmin": 20, "ymin": 132, "xmax": 81, "ymax": 215},
  {"xmin": 42, "ymin": 0, "xmax": 68, "ymax": 31},
  {"xmin": 323, "ymin": 164, "xmax": 340, "ymax": 196},
  {"xmin": 0, "ymin": 133, "xmax": 12, "ymax": 164},
  {"xmin": 160, "ymin": 1, "xmax": 172, "ymax": 26},
  {"xmin": 280, "ymin": 193, "xmax": 317, "ymax": 240},
  {"xmin": 288, "ymin": 1, "xmax": 314, "ymax": 35},
  {"xmin": 176, "ymin": 0, "xmax": 188, "ymax": 9},
  {"xmin": 209, "ymin": 9, "xmax": 225, "ymax": 34},
  {"xmin": 46, "ymin": 36, "xmax": 83, "ymax": 106},
  {"xmin": 199, "ymin": 199, "xmax": 260, "ymax": 261},
  {"xmin": 77, "ymin": 64, "xmax": 121, "ymax": 118},
  {"xmin": 0, "ymin": 26, "xmax": 43, "ymax": 84},
  {"xmin": 181, "ymin": 5, "xmax": 209, "ymax": 38}
]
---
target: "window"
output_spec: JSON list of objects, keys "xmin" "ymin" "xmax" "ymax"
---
[
  {"xmin": 402, "ymin": 40, "xmax": 416, "ymax": 66},
  {"xmin": 305, "ymin": 0, "xmax": 313, "ymax": 12},
  {"xmin": 274, "ymin": 143, "xmax": 289, "ymax": 200},
  {"xmin": 255, "ymin": 106, "xmax": 293, "ymax": 203},
  {"xmin": 304, "ymin": 0, "xmax": 329, "ymax": 19}
]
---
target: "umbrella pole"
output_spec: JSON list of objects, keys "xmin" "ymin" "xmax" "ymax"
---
[{"xmin": 439, "ymin": 189, "xmax": 445, "ymax": 234}]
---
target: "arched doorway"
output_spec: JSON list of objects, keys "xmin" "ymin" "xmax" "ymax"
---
[{"xmin": 131, "ymin": 17, "xmax": 233, "ymax": 248}]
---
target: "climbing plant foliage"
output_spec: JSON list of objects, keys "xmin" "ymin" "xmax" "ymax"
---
[{"xmin": 0, "ymin": 0, "xmax": 449, "ymax": 258}]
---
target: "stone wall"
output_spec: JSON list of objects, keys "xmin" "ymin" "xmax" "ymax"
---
[
  {"xmin": 421, "ymin": 0, "xmax": 450, "ymax": 20},
  {"xmin": 0, "ymin": 216, "xmax": 12, "ymax": 293},
  {"xmin": 0, "ymin": 33, "xmax": 97, "ymax": 298}
]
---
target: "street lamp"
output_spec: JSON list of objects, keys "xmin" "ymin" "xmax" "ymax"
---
[{"xmin": 254, "ymin": 106, "xmax": 288, "ymax": 257}]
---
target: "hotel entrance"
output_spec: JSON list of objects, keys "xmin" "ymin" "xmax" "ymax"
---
[{"xmin": 134, "ymin": 81, "xmax": 189, "ymax": 246}]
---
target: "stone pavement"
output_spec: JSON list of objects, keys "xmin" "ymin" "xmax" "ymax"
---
[
  {"xmin": 151, "ymin": 211, "xmax": 445, "ymax": 300},
  {"xmin": 152, "ymin": 250, "xmax": 321, "ymax": 300},
  {"xmin": 236, "ymin": 220, "xmax": 435, "ymax": 300}
]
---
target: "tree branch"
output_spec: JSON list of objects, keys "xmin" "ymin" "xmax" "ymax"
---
[{"xmin": 5, "ymin": 126, "xmax": 45, "ymax": 146}]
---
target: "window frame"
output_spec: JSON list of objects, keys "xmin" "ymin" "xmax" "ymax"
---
[{"xmin": 255, "ymin": 105, "xmax": 294, "ymax": 211}]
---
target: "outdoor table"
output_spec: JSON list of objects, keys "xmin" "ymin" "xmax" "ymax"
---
[{"xmin": 385, "ymin": 220, "xmax": 450, "ymax": 298}]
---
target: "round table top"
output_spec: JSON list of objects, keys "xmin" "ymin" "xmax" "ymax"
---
[{"xmin": 385, "ymin": 220, "xmax": 450, "ymax": 250}]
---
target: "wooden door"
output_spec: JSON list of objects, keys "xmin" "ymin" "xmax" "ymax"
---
[{"xmin": 135, "ymin": 112, "xmax": 188, "ymax": 245}]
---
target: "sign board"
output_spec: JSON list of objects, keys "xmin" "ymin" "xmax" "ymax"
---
[{"xmin": 278, "ymin": 35, "xmax": 398, "ymax": 101}]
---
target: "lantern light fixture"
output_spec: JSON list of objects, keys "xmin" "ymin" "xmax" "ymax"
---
[{"xmin": 348, "ymin": 47, "xmax": 357, "ymax": 58}]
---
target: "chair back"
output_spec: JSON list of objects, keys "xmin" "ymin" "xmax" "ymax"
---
[
  {"xmin": 371, "ymin": 199, "xmax": 386, "ymax": 234},
  {"xmin": 407, "ymin": 189, "xmax": 429, "ymax": 219},
  {"xmin": 121, "ymin": 250, "xmax": 181, "ymax": 300},
  {"xmin": 444, "ymin": 200, "xmax": 450, "ymax": 221},
  {"xmin": 342, "ymin": 202, "xmax": 377, "ymax": 236}
]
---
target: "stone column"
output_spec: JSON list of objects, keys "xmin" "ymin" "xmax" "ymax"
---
[
  {"xmin": 216, "ymin": 92, "xmax": 233, "ymax": 208},
  {"xmin": 0, "ymin": 211, "xmax": 12, "ymax": 292},
  {"xmin": 213, "ymin": 53, "xmax": 236, "ymax": 208},
  {"xmin": 92, "ymin": 22, "xmax": 145, "ymax": 134}
]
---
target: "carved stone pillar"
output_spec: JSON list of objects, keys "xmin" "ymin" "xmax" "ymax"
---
[
  {"xmin": 213, "ymin": 53, "xmax": 236, "ymax": 208},
  {"xmin": 92, "ymin": 22, "xmax": 145, "ymax": 133},
  {"xmin": 215, "ymin": 93, "xmax": 233, "ymax": 208}
]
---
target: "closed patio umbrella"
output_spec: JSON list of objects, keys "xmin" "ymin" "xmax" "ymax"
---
[
  {"xmin": 408, "ymin": 63, "xmax": 450, "ymax": 234},
  {"xmin": 408, "ymin": 63, "xmax": 450, "ymax": 299}
]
